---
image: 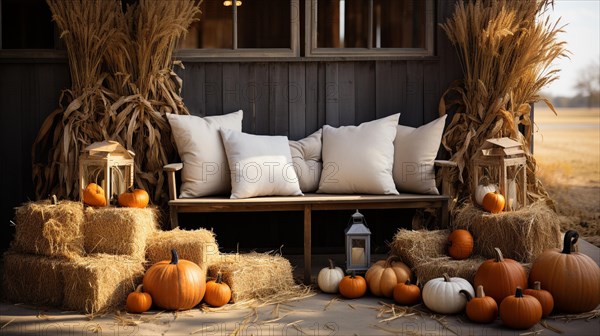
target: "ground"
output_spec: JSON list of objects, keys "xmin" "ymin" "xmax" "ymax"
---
[{"xmin": 533, "ymin": 106, "xmax": 600, "ymax": 247}]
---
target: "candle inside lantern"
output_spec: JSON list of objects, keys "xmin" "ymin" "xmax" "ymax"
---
[{"xmin": 351, "ymin": 247, "xmax": 365, "ymax": 265}]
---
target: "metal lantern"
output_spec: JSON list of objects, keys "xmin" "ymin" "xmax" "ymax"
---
[
  {"xmin": 472, "ymin": 137, "xmax": 527, "ymax": 211},
  {"xmin": 79, "ymin": 141, "xmax": 135, "ymax": 205},
  {"xmin": 345, "ymin": 210, "xmax": 371, "ymax": 272}
]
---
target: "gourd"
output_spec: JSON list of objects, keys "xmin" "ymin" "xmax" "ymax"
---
[
  {"xmin": 447, "ymin": 229, "xmax": 474, "ymax": 260},
  {"xmin": 143, "ymin": 249, "xmax": 205, "ymax": 310},
  {"xmin": 339, "ymin": 271, "xmax": 367, "ymax": 299},
  {"xmin": 317, "ymin": 259, "xmax": 345, "ymax": 293},
  {"xmin": 460, "ymin": 285, "xmax": 498, "ymax": 324},
  {"xmin": 529, "ymin": 230, "xmax": 600, "ymax": 313},
  {"xmin": 524, "ymin": 281, "xmax": 554, "ymax": 317},
  {"xmin": 393, "ymin": 280, "xmax": 421, "ymax": 306},
  {"xmin": 500, "ymin": 287, "xmax": 542, "ymax": 330},
  {"xmin": 474, "ymin": 247, "xmax": 527, "ymax": 305},
  {"xmin": 482, "ymin": 192, "xmax": 505, "ymax": 213},
  {"xmin": 126, "ymin": 285, "xmax": 152, "ymax": 314},
  {"xmin": 475, "ymin": 183, "xmax": 497, "ymax": 205},
  {"xmin": 365, "ymin": 256, "xmax": 411, "ymax": 297},
  {"xmin": 82, "ymin": 183, "xmax": 107, "ymax": 207},
  {"xmin": 422, "ymin": 273, "xmax": 474, "ymax": 314},
  {"xmin": 204, "ymin": 273, "xmax": 231, "ymax": 307},
  {"xmin": 118, "ymin": 188, "xmax": 150, "ymax": 208}
]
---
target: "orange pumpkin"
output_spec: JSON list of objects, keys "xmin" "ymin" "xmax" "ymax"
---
[
  {"xmin": 126, "ymin": 284, "xmax": 152, "ymax": 314},
  {"xmin": 500, "ymin": 287, "xmax": 542, "ymax": 330},
  {"xmin": 482, "ymin": 192, "xmax": 505, "ymax": 213},
  {"xmin": 393, "ymin": 280, "xmax": 421, "ymax": 306},
  {"xmin": 474, "ymin": 247, "xmax": 527, "ymax": 305},
  {"xmin": 461, "ymin": 285, "xmax": 498, "ymax": 324},
  {"xmin": 142, "ymin": 249, "xmax": 205, "ymax": 310},
  {"xmin": 82, "ymin": 183, "xmax": 107, "ymax": 207},
  {"xmin": 339, "ymin": 272, "xmax": 367, "ymax": 299},
  {"xmin": 524, "ymin": 281, "xmax": 554, "ymax": 317},
  {"xmin": 365, "ymin": 256, "xmax": 411, "ymax": 297},
  {"xmin": 529, "ymin": 230, "xmax": 600, "ymax": 313},
  {"xmin": 204, "ymin": 273, "xmax": 231, "ymax": 307},
  {"xmin": 118, "ymin": 188, "xmax": 150, "ymax": 208},
  {"xmin": 448, "ymin": 229, "xmax": 474, "ymax": 260}
]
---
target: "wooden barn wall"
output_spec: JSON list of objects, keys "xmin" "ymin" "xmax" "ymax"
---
[{"xmin": 0, "ymin": 0, "xmax": 461, "ymax": 253}]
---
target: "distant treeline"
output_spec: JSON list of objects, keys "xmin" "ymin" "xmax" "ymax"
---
[{"xmin": 548, "ymin": 93, "xmax": 600, "ymax": 108}]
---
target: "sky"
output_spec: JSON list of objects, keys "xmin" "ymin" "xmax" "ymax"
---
[{"xmin": 542, "ymin": 0, "xmax": 600, "ymax": 98}]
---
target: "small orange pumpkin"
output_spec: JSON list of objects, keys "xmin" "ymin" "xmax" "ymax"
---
[
  {"xmin": 204, "ymin": 273, "xmax": 231, "ymax": 307},
  {"xmin": 474, "ymin": 247, "xmax": 527, "ymax": 305},
  {"xmin": 126, "ymin": 284, "xmax": 152, "ymax": 314},
  {"xmin": 82, "ymin": 183, "xmax": 107, "ymax": 207},
  {"xmin": 500, "ymin": 287, "xmax": 542, "ymax": 330},
  {"xmin": 524, "ymin": 281, "xmax": 554, "ymax": 317},
  {"xmin": 339, "ymin": 271, "xmax": 367, "ymax": 299},
  {"xmin": 482, "ymin": 192, "xmax": 505, "ymax": 213},
  {"xmin": 118, "ymin": 188, "xmax": 150, "ymax": 208},
  {"xmin": 461, "ymin": 285, "xmax": 498, "ymax": 324},
  {"xmin": 448, "ymin": 229, "xmax": 474, "ymax": 260},
  {"xmin": 392, "ymin": 280, "xmax": 421, "ymax": 306}
]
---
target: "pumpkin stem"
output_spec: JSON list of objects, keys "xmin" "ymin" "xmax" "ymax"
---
[
  {"xmin": 442, "ymin": 273, "xmax": 451, "ymax": 282},
  {"xmin": 476, "ymin": 285, "xmax": 485, "ymax": 298},
  {"xmin": 170, "ymin": 249, "xmax": 179, "ymax": 265},
  {"xmin": 459, "ymin": 289, "xmax": 473, "ymax": 302},
  {"xmin": 216, "ymin": 272, "xmax": 223, "ymax": 284},
  {"xmin": 328, "ymin": 259, "xmax": 336, "ymax": 270},
  {"xmin": 50, "ymin": 195, "xmax": 58, "ymax": 205},
  {"xmin": 348, "ymin": 270, "xmax": 357, "ymax": 278},
  {"xmin": 515, "ymin": 287, "xmax": 524, "ymax": 298},
  {"xmin": 384, "ymin": 255, "xmax": 403, "ymax": 268},
  {"xmin": 561, "ymin": 230, "xmax": 579, "ymax": 254},
  {"xmin": 135, "ymin": 284, "xmax": 144, "ymax": 293},
  {"xmin": 404, "ymin": 279, "xmax": 411, "ymax": 286},
  {"xmin": 493, "ymin": 247, "xmax": 504, "ymax": 262},
  {"xmin": 533, "ymin": 281, "xmax": 542, "ymax": 291}
]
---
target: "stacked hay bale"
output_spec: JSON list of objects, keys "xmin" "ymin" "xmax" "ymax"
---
[{"xmin": 145, "ymin": 227, "xmax": 220, "ymax": 268}]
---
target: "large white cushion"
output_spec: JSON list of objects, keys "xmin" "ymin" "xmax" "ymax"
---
[
  {"xmin": 167, "ymin": 110, "xmax": 243, "ymax": 198},
  {"xmin": 220, "ymin": 129, "xmax": 303, "ymax": 199},
  {"xmin": 317, "ymin": 114, "xmax": 401, "ymax": 195},
  {"xmin": 289, "ymin": 129, "xmax": 322, "ymax": 193},
  {"xmin": 393, "ymin": 115, "xmax": 447, "ymax": 195}
]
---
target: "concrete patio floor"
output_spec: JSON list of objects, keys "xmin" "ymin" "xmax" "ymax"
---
[{"xmin": 1, "ymin": 240, "xmax": 599, "ymax": 336}]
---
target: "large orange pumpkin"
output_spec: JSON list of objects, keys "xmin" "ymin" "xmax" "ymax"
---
[
  {"xmin": 448, "ymin": 229, "xmax": 474, "ymax": 260},
  {"xmin": 474, "ymin": 247, "xmax": 527, "ymax": 305},
  {"xmin": 500, "ymin": 287, "xmax": 542, "ymax": 330},
  {"xmin": 143, "ymin": 249, "xmax": 205, "ymax": 310},
  {"xmin": 529, "ymin": 230, "xmax": 600, "ymax": 313},
  {"xmin": 365, "ymin": 256, "xmax": 411, "ymax": 298},
  {"xmin": 82, "ymin": 183, "xmax": 107, "ymax": 207},
  {"xmin": 118, "ymin": 188, "xmax": 150, "ymax": 208},
  {"xmin": 481, "ymin": 192, "xmax": 505, "ymax": 213}
]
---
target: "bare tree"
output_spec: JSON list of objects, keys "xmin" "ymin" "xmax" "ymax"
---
[{"xmin": 574, "ymin": 60, "xmax": 600, "ymax": 107}]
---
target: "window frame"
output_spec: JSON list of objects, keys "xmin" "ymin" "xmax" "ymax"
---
[{"xmin": 304, "ymin": 0, "xmax": 434, "ymax": 58}]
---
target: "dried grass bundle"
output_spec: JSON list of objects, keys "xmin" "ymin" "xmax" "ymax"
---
[
  {"xmin": 388, "ymin": 229, "xmax": 449, "ymax": 268},
  {"xmin": 62, "ymin": 253, "xmax": 145, "ymax": 315},
  {"xmin": 84, "ymin": 207, "xmax": 159, "ymax": 260},
  {"xmin": 145, "ymin": 228, "xmax": 220, "ymax": 267},
  {"xmin": 439, "ymin": 0, "xmax": 568, "ymax": 207},
  {"xmin": 453, "ymin": 201, "xmax": 562, "ymax": 262},
  {"xmin": 13, "ymin": 199, "xmax": 85, "ymax": 259},
  {"xmin": 413, "ymin": 256, "xmax": 486, "ymax": 284}
]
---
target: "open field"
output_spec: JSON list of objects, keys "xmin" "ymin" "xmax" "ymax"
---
[{"xmin": 533, "ymin": 105, "xmax": 600, "ymax": 246}]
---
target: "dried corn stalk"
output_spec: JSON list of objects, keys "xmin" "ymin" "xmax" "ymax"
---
[{"xmin": 438, "ymin": 0, "xmax": 568, "ymax": 208}]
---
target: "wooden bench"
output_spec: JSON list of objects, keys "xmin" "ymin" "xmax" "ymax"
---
[{"xmin": 164, "ymin": 162, "xmax": 452, "ymax": 284}]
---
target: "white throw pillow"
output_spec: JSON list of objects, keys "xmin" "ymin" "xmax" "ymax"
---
[
  {"xmin": 289, "ymin": 129, "xmax": 322, "ymax": 193},
  {"xmin": 220, "ymin": 129, "xmax": 303, "ymax": 199},
  {"xmin": 393, "ymin": 115, "xmax": 447, "ymax": 195},
  {"xmin": 167, "ymin": 110, "xmax": 243, "ymax": 198},
  {"xmin": 318, "ymin": 114, "xmax": 400, "ymax": 195}
]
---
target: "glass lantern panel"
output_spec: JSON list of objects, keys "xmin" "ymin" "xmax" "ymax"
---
[{"xmin": 350, "ymin": 238, "xmax": 367, "ymax": 266}]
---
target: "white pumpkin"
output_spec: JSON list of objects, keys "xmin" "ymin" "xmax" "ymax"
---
[
  {"xmin": 475, "ymin": 184, "xmax": 497, "ymax": 205},
  {"xmin": 317, "ymin": 259, "xmax": 345, "ymax": 293},
  {"xmin": 423, "ymin": 273, "xmax": 475, "ymax": 314}
]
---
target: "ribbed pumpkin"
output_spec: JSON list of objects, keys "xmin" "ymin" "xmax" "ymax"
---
[
  {"xmin": 524, "ymin": 281, "xmax": 554, "ymax": 317},
  {"xmin": 118, "ymin": 188, "xmax": 149, "ymax": 208},
  {"xmin": 500, "ymin": 287, "xmax": 542, "ymax": 330},
  {"xmin": 143, "ymin": 249, "xmax": 205, "ymax": 310},
  {"xmin": 461, "ymin": 285, "xmax": 498, "ymax": 324},
  {"xmin": 475, "ymin": 183, "xmax": 497, "ymax": 205},
  {"xmin": 422, "ymin": 273, "xmax": 474, "ymax": 314},
  {"xmin": 339, "ymin": 271, "xmax": 367, "ymax": 299},
  {"xmin": 447, "ymin": 229, "xmax": 474, "ymax": 260},
  {"xmin": 393, "ymin": 280, "xmax": 421, "ymax": 306},
  {"xmin": 317, "ymin": 259, "xmax": 345, "ymax": 293},
  {"xmin": 82, "ymin": 183, "xmax": 107, "ymax": 207},
  {"xmin": 529, "ymin": 230, "xmax": 600, "ymax": 313},
  {"xmin": 481, "ymin": 192, "xmax": 505, "ymax": 213},
  {"xmin": 365, "ymin": 256, "xmax": 411, "ymax": 297},
  {"xmin": 474, "ymin": 247, "xmax": 527, "ymax": 305},
  {"xmin": 126, "ymin": 285, "xmax": 152, "ymax": 314},
  {"xmin": 204, "ymin": 273, "xmax": 231, "ymax": 307}
]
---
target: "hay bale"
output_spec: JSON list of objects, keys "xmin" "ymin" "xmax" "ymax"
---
[
  {"xmin": 453, "ymin": 201, "xmax": 562, "ymax": 263},
  {"xmin": 207, "ymin": 252, "xmax": 296, "ymax": 303},
  {"xmin": 1, "ymin": 251, "xmax": 68, "ymax": 306},
  {"xmin": 84, "ymin": 207, "xmax": 158, "ymax": 260},
  {"xmin": 413, "ymin": 256, "xmax": 486, "ymax": 285},
  {"xmin": 62, "ymin": 253, "xmax": 144, "ymax": 314},
  {"xmin": 388, "ymin": 229, "xmax": 449, "ymax": 268},
  {"xmin": 13, "ymin": 200, "xmax": 85, "ymax": 259},
  {"xmin": 146, "ymin": 228, "xmax": 219, "ymax": 268}
]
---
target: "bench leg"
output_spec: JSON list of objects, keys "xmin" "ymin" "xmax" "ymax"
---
[
  {"xmin": 170, "ymin": 206, "xmax": 179, "ymax": 229},
  {"xmin": 440, "ymin": 201, "xmax": 449, "ymax": 228},
  {"xmin": 303, "ymin": 205, "xmax": 312, "ymax": 285}
]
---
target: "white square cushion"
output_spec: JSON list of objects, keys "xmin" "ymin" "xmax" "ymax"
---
[
  {"xmin": 220, "ymin": 129, "xmax": 303, "ymax": 199},
  {"xmin": 289, "ymin": 129, "xmax": 322, "ymax": 193},
  {"xmin": 393, "ymin": 115, "xmax": 447, "ymax": 195},
  {"xmin": 317, "ymin": 114, "xmax": 400, "ymax": 195},
  {"xmin": 167, "ymin": 110, "xmax": 243, "ymax": 198}
]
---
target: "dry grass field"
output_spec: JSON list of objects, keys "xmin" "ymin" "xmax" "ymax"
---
[{"xmin": 533, "ymin": 105, "xmax": 600, "ymax": 246}]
